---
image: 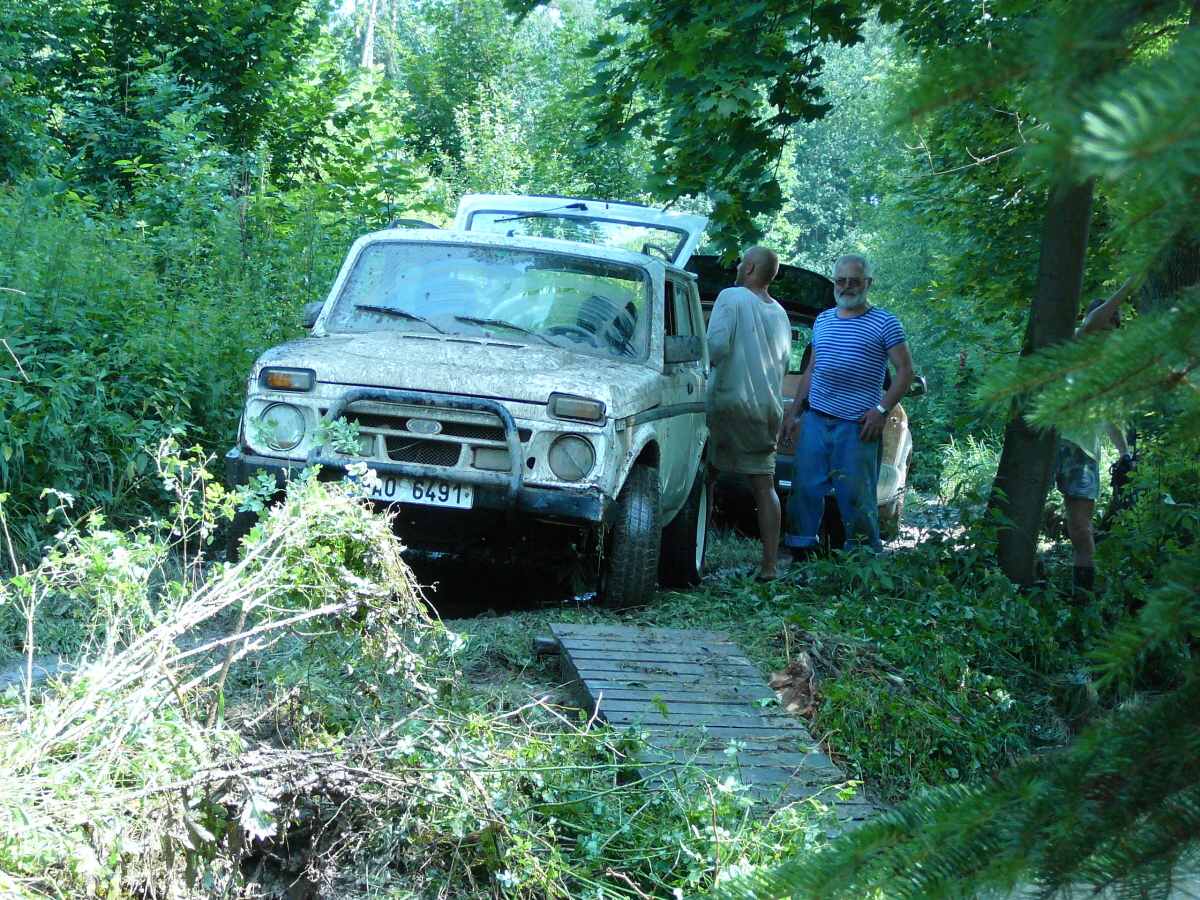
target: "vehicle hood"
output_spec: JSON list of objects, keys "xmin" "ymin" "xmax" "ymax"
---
[{"xmin": 256, "ymin": 333, "xmax": 664, "ymax": 417}]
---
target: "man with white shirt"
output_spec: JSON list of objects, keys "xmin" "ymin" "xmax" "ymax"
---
[
  {"xmin": 780, "ymin": 254, "xmax": 914, "ymax": 555},
  {"xmin": 706, "ymin": 246, "xmax": 792, "ymax": 580}
]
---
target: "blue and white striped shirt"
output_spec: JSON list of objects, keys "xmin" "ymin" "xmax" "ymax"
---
[{"xmin": 809, "ymin": 307, "xmax": 907, "ymax": 420}]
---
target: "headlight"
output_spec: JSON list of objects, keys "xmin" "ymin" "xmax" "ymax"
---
[
  {"xmin": 259, "ymin": 367, "xmax": 316, "ymax": 392},
  {"xmin": 256, "ymin": 402, "xmax": 306, "ymax": 451},
  {"xmin": 548, "ymin": 435, "xmax": 595, "ymax": 482},
  {"xmin": 549, "ymin": 393, "xmax": 606, "ymax": 423}
]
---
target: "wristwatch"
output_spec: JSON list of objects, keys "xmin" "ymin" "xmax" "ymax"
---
[{"xmin": 875, "ymin": 403, "xmax": 889, "ymax": 416}]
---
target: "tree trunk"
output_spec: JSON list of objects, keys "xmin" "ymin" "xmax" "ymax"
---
[
  {"xmin": 360, "ymin": 0, "xmax": 379, "ymax": 68},
  {"xmin": 988, "ymin": 178, "xmax": 1096, "ymax": 585}
]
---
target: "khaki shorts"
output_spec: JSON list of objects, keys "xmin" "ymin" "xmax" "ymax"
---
[{"xmin": 710, "ymin": 426, "xmax": 777, "ymax": 476}]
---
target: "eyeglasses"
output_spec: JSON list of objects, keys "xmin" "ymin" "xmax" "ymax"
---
[{"xmin": 834, "ymin": 277, "xmax": 866, "ymax": 288}]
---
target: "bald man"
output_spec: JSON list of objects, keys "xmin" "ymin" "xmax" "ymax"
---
[{"xmin": 706, "ymin": 246, "xmax": 791, "ymax": 580}]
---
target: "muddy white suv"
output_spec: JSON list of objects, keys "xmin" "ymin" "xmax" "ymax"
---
[{"xmin": 225, "ymin": 195, "xmax": 712, "ymax": 607}]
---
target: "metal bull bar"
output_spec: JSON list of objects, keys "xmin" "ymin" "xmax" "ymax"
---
[{"xmin": 307, "ymin": 387, "xmax": 524, "ymax": 505}]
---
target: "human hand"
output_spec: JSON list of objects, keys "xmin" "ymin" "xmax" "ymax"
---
[
  {"xmin": 780, "ymin": 411, "xmax": 801, "ymax": 446},
  {"xmin": 859, "ymin": 408, "xmax": 886, "ymax": 441}
]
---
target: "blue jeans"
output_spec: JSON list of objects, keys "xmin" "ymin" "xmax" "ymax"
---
[{"xmin": 783, "ymin": 412, "xmax": 881, "ymax": 552}]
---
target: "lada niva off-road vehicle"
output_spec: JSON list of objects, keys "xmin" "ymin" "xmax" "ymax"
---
[{"xmin": 225, "ymin": 195, "xmax": 712, "ymax": 607}]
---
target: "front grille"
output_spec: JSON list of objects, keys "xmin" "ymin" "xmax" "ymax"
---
[
  {"xmin": 338, "ymin": 412, "xmax": 530, "ymax": 444},
  {"xmin": 385, "ymin": 437, "xmax": 461, "ymax": 467}
]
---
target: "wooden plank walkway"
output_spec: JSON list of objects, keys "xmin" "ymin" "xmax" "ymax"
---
[{"xmin": 546, "ymin": 623, "xmax": 875, "ymax": 822}]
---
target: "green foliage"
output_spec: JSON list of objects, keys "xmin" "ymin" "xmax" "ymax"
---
[
  {"xmin": 714, "ymin": 560, "xmax": 1200, "ymax": 900},
  {"xmin": 2, "ymin": 463, "xmax": 854, "ymax": 898},
  {"xmin": 0, "ymin": 464, "xmax": 450, "ymax": 896},
  {"xmin": 538, "ymin": 0, "xmax": 882, "ymax": 250}
]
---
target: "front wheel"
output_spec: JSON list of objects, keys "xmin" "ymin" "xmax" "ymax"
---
[
  {"xmin": 598, "ymin": 465, "xmax": 662, "ymax": 609},
  {"xmin": 660, "ymin": 469, "xmax": 711, "ymax": 588}
]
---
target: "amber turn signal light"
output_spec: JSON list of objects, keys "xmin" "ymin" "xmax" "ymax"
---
[{"xmin": 259, "ymin": 367, "xmax": 316, "ymax": 392}]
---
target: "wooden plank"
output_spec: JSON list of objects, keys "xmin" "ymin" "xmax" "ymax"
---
[
  {"xmin": 582, "ymin": 687, "xmax": 776, "ymax": 705},
  {"xmin": 551, "ymin": 623, "xmax": 732, "ymax": 643},
  {"xmin": 641, "ymin": 748, "xmax": 842, "ymax": 773},
  {"xmin": 608, "ymin": 720, "xmax": 809, "ymax": 739},
  {"xmin": 582, "ymin": 676, "xmax": 769, "ymax": 692},
  {"xmin": 554, "ymin": 643, "xmax": 739, "ymax": 657},
  {"xmin": 597, "ymin": 699, "xmax": 792, "ymax": 722},
  {"xmin": 640, "ymin": 733, "xmax": 818, "ymax": 754},
  {"xmin": 569, "ymin": 660, "xmax": 761, "ymax": 678},
  {"xmin": 566, "ymin": 648, "xmax": 758, "ymax": 666}
]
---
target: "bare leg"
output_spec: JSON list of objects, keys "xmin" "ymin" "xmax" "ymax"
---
[
  {"xmin": 1064, "ymin": 497, "xmax": 1095, "ymax": 567},
  {"xmin": 750, "ymin": 474, "xmax": 781, "ymax": 577}
]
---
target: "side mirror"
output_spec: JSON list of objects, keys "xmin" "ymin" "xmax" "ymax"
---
[
  {"xmin": 907, "ymin": 374, "xmax": 928, "ymax": 397},
  {"xmin": 665, "ymin": 334, "xmax": 704, "ymax": 364},
  {"xmin": 303, "ymin": 301, "xmax": 324, "ymax": 329}
]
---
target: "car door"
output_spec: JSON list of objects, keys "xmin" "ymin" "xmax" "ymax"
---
[{"xmin": 658, "ymin": 276, "xmax": 707, "ymax": 519}]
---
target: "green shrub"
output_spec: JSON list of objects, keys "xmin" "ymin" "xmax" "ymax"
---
[{"xmin": 0, "ymin": 167, "xmax": 365, "ymax": 566}]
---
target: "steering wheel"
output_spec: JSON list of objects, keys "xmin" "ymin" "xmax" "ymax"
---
[{"xmin": 544, "ymin": 324, "xmax": 600, "ymax": 346}]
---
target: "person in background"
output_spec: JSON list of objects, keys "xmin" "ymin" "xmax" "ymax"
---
[
  {"xmin": 706, "ymin": 246, "xmax": 791, "ymax": 581},
  {"xmin": 780, "ymin": 254, "xmax": 913, "ymax": 556},
  {"xmin": 1056, "ymin": 282, "xmax": 1135, "ymax": 599}
]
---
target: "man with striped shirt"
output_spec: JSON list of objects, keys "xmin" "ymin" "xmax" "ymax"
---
[{"xmin": 780, "ymin": 254, "xmax": 914, "ymax": 554}]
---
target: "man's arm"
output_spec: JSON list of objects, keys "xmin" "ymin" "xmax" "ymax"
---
[
  {"xmin": 779, "ymin": 352, "xmax": 814, "ymax": 442},
  {"xmin": 706, "ymin": 292, "xmax": 736, "ymax": 367},
  {"xmin": 1078, "ymin": 275, "xmax": 1138, "ymax": 335},
  {"xmin": 859, "ymin": 341, "xmax": 914, "ymax": 441},
  {"xmin": 881, "ymin": 341, "xmax": 914, "ymax": 411}
]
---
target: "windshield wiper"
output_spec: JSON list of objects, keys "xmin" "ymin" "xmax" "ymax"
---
[
  {"xmin": 354, "ymin": 304, "xmax": 445, "ymax": 334},
  {"xmin": 492, "ymin": 201, "xmax": 588, "ymax": 225},
  {"xmin": 452, "ymin": 315, "xmax": 558, "ymax": 347}
]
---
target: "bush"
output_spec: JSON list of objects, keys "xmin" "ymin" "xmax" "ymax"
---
[
  {"xmin": 1, "ymin": 460, "xmax": 849, "ymax": 898},
  {"xmin": 0, "ymin": 163, "xmax": 366, "ymax": 566}
]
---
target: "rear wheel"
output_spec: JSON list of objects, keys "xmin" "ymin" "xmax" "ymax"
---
[
  {"xmin": 599, "ymin": 465, "xmax": 662, "ymax": 609},
  {"xmin": 660, "ymin": 470, "xmax": 711, "ymax": 587}
]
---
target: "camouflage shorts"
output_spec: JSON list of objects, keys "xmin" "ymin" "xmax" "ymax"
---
[{"xmin": 1055, "ymin": 440, "xmax": 1099, "ymax": 501}]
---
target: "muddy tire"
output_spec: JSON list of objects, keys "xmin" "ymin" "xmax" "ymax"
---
[
  {"xmin": 599, "ymin": 465, "xmax": 662, "ymax": 609},
  {"xmin": 659, "ymin": 469, "xmax": 711, "ymax": 588}
]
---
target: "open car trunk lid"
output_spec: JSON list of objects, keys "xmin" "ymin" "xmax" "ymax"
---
[
  {"xmin": 454, "ymin": 194, "xmax": 709, "ymax": 267},
  {"xmin": 686, "ymin": 254, "xmax": 835, "ymax": 326}
]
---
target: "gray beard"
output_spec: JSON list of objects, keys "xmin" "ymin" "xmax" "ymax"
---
[{"xmin": 835, "ymin": 292, "xmax": 866, "ymax": 310}]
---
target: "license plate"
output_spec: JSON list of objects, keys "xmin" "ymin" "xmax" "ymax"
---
[{"xmin": 368, "ymin": 475, "xmax": 473, "ymax": 509}]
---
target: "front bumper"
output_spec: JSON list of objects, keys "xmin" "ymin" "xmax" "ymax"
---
[{"xmin": 224, "ymin": 447, "xmax": 610, "ymax": 526}]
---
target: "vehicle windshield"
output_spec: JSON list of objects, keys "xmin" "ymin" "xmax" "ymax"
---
[
  {"xmin": 467, "ymin": 211, "xmax": 686, "ymax": 262},
  {"xmin": 323, "ymin": 242, "xmax": 652, "ymax": 361}
]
